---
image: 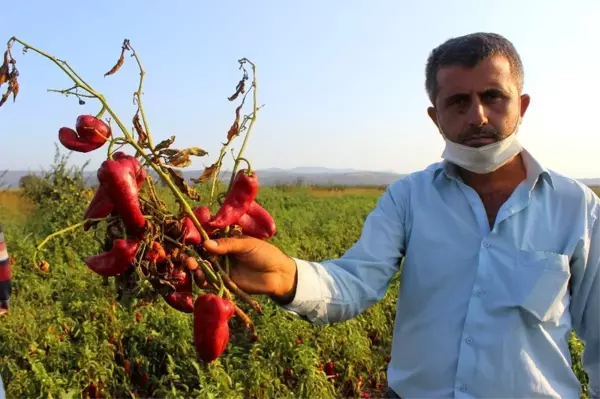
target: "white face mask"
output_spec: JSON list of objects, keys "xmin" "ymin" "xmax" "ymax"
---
[{"xmin": 438, "ymin": 117, "xmax": 523, "ymax": 174}]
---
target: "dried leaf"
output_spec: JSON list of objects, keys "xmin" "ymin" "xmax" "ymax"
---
[
  {"xmin": 11, "ymin": 80, "xmax": 18, "ymax": 102},
  {"xmin": 104, "ymin": 39, "xmax": 130, "ymax": 77},
  {"xmin": 159, "ymin": 149, "xmax": 178, "ymax": 157},
  {"xmin": 187, "ymin": 147, "xmax": 208, "ymax": 157},
  {"xmin": 226, "ymin": 104, "xmax": 243, "ymax": 141},
  {"xmin": 166, "ymin": 151, "xmax": 192, "ymax": 168},
  {"xmin": 155, "ymin": 136, "xmax": 175, "ymax": 151},
  {"xmin": 228, "ymin": 77, "xmax": 246, "ymax": 102},
  {"xmin": 133, "ymin": 112, "xmax": 148, "ymax": 146},
  {"xmin": 166, "ymin": 167, "xmax": 201, "ymax": 201},
  {"xmin": 0, "ymin": 87, "xmax": 10, "ymax": 108},
  {"xmin": 190, "ymin": 163, "xmax": 218, "ymax": 184},
  {"xmin": 0, "ymin": 51, "xmax": 9, "ymax": 87}
]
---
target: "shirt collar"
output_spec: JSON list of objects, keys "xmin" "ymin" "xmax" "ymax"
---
[{"xmin": 432, "ymin": 148, "xmax": 555, "ymax": 190}]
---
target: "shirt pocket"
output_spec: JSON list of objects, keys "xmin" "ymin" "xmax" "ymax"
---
[{"xmin": 515, "ymin": 250, "xmax": 571, "ymax": 326}]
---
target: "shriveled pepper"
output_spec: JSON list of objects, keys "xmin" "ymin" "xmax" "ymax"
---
[
  {"xmin": 164, "ymin": 267, "xmax": 193, "ymax": 313},
  {"xmin": 193, "ymin": 293, "xmax": 235, "ymax": 362},
  {"xmin": 236, "ymin": 201, "xmax": 277, "ymax": 240},
  {"xmin": 85, "ymin": 238, "xmax": 139, "ymax": 276},
  {"xmin": 57, "ymin": 115, "xmax": 112, "ymax": 153},
  {"xmin": 208, "ymin": 169, "xmax": 259, "ymax": 229},
  {"xmin": 97, "ymin": 158, "xmax": 146, "ymax": 235}
]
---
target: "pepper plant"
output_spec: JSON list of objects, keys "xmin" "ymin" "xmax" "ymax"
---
[{"xmin": 0, "ymin": 36, "xmax": 277, "ymax": 362}]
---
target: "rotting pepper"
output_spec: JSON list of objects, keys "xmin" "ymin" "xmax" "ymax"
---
[
  {"xmin": 208, "ymin": 169, "xmax": 259, "ymax": 229},
  {"xmin": 57, "ymin": 115, "xmax": 112, "ymax": 153},
  {"xmin": 83, "ymin": 152, "xmax": 146, "ymax": 231},
  {"xmin": 97, "ymin": 157, "xmax": 146, "ymax": 235},
  {"xmin": 193, "ymin": 293, "xmax": 235, "ymax": 362},
  {"xmin": 84, "ymin": 238, "xmax": 139, "ymax": 277},
  {"xmin": 236, "ymin": 200, "xmax": 276, "ymax": 240}
]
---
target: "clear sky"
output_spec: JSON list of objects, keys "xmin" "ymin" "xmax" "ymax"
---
[{"xmin": 2, "ymin": 0, "xmax": 598, "ymax": 178}]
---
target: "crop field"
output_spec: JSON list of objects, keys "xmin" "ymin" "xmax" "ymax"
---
[{"xmin": 0, "ymin": 158, "xmax": 595, "ymax": 399}]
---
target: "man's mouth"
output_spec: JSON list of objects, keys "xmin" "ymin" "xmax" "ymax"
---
[{"xmin": 461, "ymin": 136, "xmax": 497, "ymax": 147}]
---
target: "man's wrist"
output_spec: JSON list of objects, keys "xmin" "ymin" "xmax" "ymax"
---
[{"xmin": 270, "ymin": 257, "xmax": 298, "ymax": 306}]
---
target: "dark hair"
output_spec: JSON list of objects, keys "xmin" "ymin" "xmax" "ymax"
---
[{"xmin": 425, "ymin": 32, "xmax": 524, "ymax": 104}]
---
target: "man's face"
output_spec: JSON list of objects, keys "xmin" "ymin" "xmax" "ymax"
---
[{"xmin": 427, "ymin": 55, "xmax": 530, "ymax": 148}]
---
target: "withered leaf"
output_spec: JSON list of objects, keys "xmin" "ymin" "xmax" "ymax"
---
[
  {"xmin": 166, "ymin": 151, "xmax": 192, "ymax": 168},
  {"xmin": 155, "ymin": 136, "xmax": 175, "ymax": 151},
  {"xmin": 190, "ymin": 163, "xmax": 218, "ymax": 184},
  {"xmin": 0, "ymin": 88, "xmax": 10, "ymax": 107},
  {"xmin": 11, "ymin": 80, "xmax": 19, "ymax": 102},
  {"xmin": 187, "ymin": 147, "xmax": 208, "ymax": 157},
  {"xmin": 166, "ymin": 167, "xmax": 201, "ymax": 201},
  {"xmin": 228, "ymin": 78, "xmax": 246, "ymax": 102},
  {"xmin": 227, "ymin": 104, "xmax": 243, "ymax": 141},
  {"xmin": 104, "ymin": 39, "xmax": 130, "ymax": 77},
  {"xmin": 159, "ymin": 149, "xmax": 178, "ymax": 157},
  {"xmin": 133, "ymin": 112, "xmax": 148, "ymax": 146},
  {"xmin": 0, "ymin": 51, "xmax": 9, "ymax": 87}
]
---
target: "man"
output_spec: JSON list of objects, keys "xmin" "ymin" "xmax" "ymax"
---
[{"xmin": 203, "ymin": 32, "xmax": 599, "ymax": 398}]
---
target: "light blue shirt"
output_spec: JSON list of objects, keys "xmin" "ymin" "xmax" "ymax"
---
[{"xmin": 283, "ymin": 149, "xmax": 599, "ymax": 399}]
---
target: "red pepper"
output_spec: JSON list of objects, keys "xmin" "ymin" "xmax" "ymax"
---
[
  {"xmin": 193, "ymin": 293, "xmax": 235, "ymax": 362},
  {"xmin": 193, "ymin": 206, "xmax": 217, "ymax": 236},
  {"xmin": 85, "ymin": 238, "xmax": 139, "ymax": 276},
  {"xmin": 236, "ymin": 201, "xmax": 277, "ymax": 240},
  {"xmin": 57, "ymin": 115, "xmax": 112, "ymax": 153},
  {"xmin": 76, "ymin": 115, "xmax": 112, "ymax": 145},
  {"xmin": 208, "ymin": 169, "xmax": 259, "ymax": 229},
  {"xmin": 83, "ymin": 153, "xmax": 146, "ymax": 231},
  {"xmin": 164, "ymin": 267, "xmax": 194, "ymax": 313},
  {"xmin": 181, "ymin": 217, "xmax": 201, "ymax": 245},
  {"xmin": 97, "ymin": 158, "xmax": 146, "ymax": 235}
]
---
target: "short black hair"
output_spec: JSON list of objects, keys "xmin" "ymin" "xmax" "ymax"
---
[{"xmin": 425, "ymin": 32, "xmax": 524, "ymax": 104}]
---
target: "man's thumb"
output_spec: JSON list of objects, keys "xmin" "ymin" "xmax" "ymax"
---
[{"xmin": 203, "ymin": 237, "xmax": 247, "ymax": 255}]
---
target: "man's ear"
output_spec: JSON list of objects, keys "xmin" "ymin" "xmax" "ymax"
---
[
  {"xmin": 519, "ymin": 94, "xmax": 531, "ymax": 117},
  {"xmin": 427, "ymin": 106, "xmax": 439, "ymax": 128}
]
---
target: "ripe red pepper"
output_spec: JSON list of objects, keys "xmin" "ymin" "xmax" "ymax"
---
[
  {"xmin": 193, "ymin": 293, "xmax": 235, "ymax": 362},
  {"xmin": 193, "ymin": 206, "xmax": 217, "ymax": 236},
  {"xmin": 97, "ymin": 158, "xmax": 146, "ymax": 235},
  {"xmin": 83, "ymin": 153, "xmax": 146, "ymax": 231},
  {"xmin": 208, "ymin": 169, "xmax": 259, "ymax": 229},
  {"xmin": 85, "ymin": 238, "xmax": 140, "ymax": 276},
  {"xmin": 181, "ymin": 217, "xmax": 201, "ymax": 245},
  {"xmin": 76, "ymin": 115, "xmax": 112, "ymax": 145},
  {"xmin": 164, "ymin": 267, "xmax": 194, "ymax": 313},
  {"xmin": 57, "ymin": 115, "xmax": 112, "ymax": 153},
  {"xmin": 236, "ymin": 201, "xmax": 276, "ymax": 240}
]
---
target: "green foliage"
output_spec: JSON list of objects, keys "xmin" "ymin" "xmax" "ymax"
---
[{"xmin": 0, "ymin": 163, "xmax": 592, "ymax": 398}]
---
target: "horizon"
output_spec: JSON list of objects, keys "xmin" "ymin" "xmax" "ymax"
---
[{"xmin": 2, "ymin": 1, "xmax": 599, "ymax": 178}]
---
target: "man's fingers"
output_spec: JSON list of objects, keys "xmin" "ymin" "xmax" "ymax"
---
[{"xmin": 203, "ymin": 237, "xmax": 254, "ymax": 256}]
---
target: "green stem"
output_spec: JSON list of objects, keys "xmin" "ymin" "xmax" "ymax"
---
[
  {"xmin": 96, "ymin": 105, "xmax": 107, "ymax": 119},
  {"xmin": 35, "ymin": 217, "xmax": 118, "ymax": 252}
]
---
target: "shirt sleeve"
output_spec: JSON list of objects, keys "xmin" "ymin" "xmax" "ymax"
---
[
  {"xmin": 569, "ymin": 201, "xmax": 600, "ymax": 399},
  {"xmin": 280, "ymin": 180, "xmax": 408, "ymax": 325}
]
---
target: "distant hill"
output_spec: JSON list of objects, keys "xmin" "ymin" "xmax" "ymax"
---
[{"xmin": 1, "ymin": 168, "xmax": 598, "ymax": 189}]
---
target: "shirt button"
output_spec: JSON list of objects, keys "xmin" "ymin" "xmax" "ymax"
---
[
  {"xmin": 460, "ymin": 384, "xmax": 467, "ymax": 392},
  {"xmin": 482, "ymin": 240, "xmax": 490, "ymax": 248},
  {"xmin": 477, "ymin": 289, "xmax": 484, "ymax": 295},
  {"xmin": 465, "ymin": 336, "xmax": 473, "ymax": 344}
]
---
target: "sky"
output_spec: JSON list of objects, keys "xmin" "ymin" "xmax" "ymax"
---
[{"xmin": 1, "ymin": 0, "xmax": 599, "ymax": 178}]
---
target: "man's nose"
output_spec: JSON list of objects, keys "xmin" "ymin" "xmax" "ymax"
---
[{"xmin": 466, "ymin": 98, "xmax": 488, "ymax": 126}]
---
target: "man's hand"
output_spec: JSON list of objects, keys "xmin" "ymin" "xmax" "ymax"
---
[{"xmin": 202, "ymin": 236, "xmax": 298, "ymax": 303}]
